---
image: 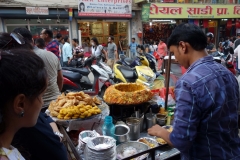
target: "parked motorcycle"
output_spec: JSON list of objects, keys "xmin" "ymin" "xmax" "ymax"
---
[
  {"xmin": 113, "ymin": 56, "xmax": 156, "ymax": 86},
  {"xmin": 62, "ymin": 56, "xmax": 113, "ymax": 97}
]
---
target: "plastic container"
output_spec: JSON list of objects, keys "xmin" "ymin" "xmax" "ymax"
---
[{"xmin": 102, "ymin": 116, "xmax": 115, "ymax": 139}]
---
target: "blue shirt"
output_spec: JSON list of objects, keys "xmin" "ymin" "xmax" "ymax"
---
[
  {"xmin": 170, "ymin": 56, "xmax": 240, "ymax": 160},
  {"xmin": 62, "ymin": 42, "xmax": 73, "ymax": 62},
  {"xmin": 129, "ymin": 42, "xmax": 138, "ymax": 53}
]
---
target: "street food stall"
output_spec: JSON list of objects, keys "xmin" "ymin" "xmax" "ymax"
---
[{"xmin": 46, "ymin": 52, "xmax": 181, "ymax": 160}]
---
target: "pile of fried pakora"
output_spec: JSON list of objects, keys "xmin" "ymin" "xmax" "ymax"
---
[{"xmin": 48, "ymin": 91, "xmax": 102, "ymax": 120}]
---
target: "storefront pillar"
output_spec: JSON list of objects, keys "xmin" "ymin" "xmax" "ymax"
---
[
  {"xmin": 0, "ymin": 18, "xmax": 4, "ymax": 32},
  {"xmin": 131, "ymin": 11, "xmax": 143, "ymax": 45}
]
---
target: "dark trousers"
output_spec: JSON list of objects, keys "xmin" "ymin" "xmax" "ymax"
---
[{"xmin": 63, "ymin": 61, "xmax": 68, "ymax": 67}]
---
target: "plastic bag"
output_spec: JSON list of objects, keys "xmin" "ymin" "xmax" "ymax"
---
[{"xmin": 168, "ymin": 94, "xmax": 176, "ymax": 106}]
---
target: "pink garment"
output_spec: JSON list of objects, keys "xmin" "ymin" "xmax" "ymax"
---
[{"xmin": 157, "ymin": 42, "xmax": 167, "ymax": 70}]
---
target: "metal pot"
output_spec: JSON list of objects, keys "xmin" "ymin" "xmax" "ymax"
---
[
  {"xmin": 156, "ymin": 113, "xmax": 167, "ymax": 126},
  {"xmin": 114, "ymin": 125, "xmax": 130, "ymax": 144},
  {"xmin": 131, "ymin": 113, "xmax": 144, "ymax": 132},
  {"xmin": 126, "ymin": 117, "xmax": 140, "ymax": 141}
]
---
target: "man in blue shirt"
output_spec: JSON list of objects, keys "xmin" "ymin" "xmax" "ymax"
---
[
  {"xmin": 148, "ymin": 23, "xmax": 240, "ymax": 159},
  {"xmin": 62, "ymin": 36, "xmax": 73, "ymax": 67},
  {"xmin": 129, "ymin": 38, "xmax": 138, "ymax": 59}
]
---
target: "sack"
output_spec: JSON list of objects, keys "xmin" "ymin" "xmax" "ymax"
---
[{"xmin": 153, "ymin": 51, "xmax": 160, "ymax": 60}]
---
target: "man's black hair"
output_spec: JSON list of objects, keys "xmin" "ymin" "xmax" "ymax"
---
[
  {"xmin": 167, "ymin": 23, "xmax": 207, "ymax": 51},
  {"xmin": 44, "ymin": 29, "xmax": 53, "ymax": 38},
  {"xmin": 10, "ymin": 27, "xmax": 33, "ymax": 50},
  {"xmin": 109, "ymin": 36, "xmax": 114, "ymax": 41},
  {"xmin": 35, "ymin": 38, "xmax": 45, "ymax": 49},
  {"xmin": 132, "ymin": 38, "xmax": 135, "ymax": 40},
  {"xmin": 64, "ymin": 36, "xmax": 69, "ymax": 42},
  {"xmin": 12, "ymin": 27, "xmax": 32, "ymax": 41},
  {"xmin": 56, "ymin": 33, "xmax": 62, "ymax": 39}
]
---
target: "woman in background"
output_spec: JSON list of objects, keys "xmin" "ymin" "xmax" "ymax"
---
[{"xmin": 157, "ymin": 39, "xmax": 167, "ymax": 71}]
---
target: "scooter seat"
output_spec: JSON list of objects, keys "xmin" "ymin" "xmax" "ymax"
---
[
  {"xmin": 124, "ymin": 58, "xmax": 134, "ymax": 66},
  {"xmin": 62, "ymin": 70, "xmax": 82, "ymax": 81},
  {"xmin": 62, "ymin": 67, "xmax": 90, "ymax": 76},
  {"xmin": 117, "ymin": 65, "xmax": 137, "ymax": 79}
]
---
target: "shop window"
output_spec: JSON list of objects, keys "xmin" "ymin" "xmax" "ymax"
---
[
  {"xmin": 51, "ymin": 26, "xmax": 69, "ymax": 38},
  {"xmin": 79, "ymin": 21, "xmax": 128, "ymax": 49},
  {"xmin": 5, "ymin": 19, "xmax": 28, "ymax": 24},
  {"xmin": 29, "ymin": 19, "xmax": 68, "ymax": 24},
  {"xmin": 6, "ymin": 26, "xmax": 28, "ymax": 33},
  {"xmin": 30, "ymin": 26, "xmax": 49, "ymax": 39}
]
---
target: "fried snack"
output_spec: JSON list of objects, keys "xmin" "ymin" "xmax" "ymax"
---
[
  {"xmin": 156, "ymin": 138, "xmax": 167, "ymax": 144},
  {"xmin": 139, "ymin": 138, "xmax": 155, "ymax": 148},
  {"xmin": 48, "ymin": 91, "xmax": 102, "ymax": 119},
  {"xmin": 58, "ymin": 105, "xmax": 101, "ymax": 119},
  {"xmin": 103, "ymin": 83, "xmax": 153, "ymax": 105},
  {"xmin": 93, "ymin": 96, "xmax": 101, "ymax": 105}
]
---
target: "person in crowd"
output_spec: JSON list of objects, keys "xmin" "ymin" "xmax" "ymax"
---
[
  {"xmin": 72, "ymin": 38, "xmax": 83, "ymax": 58},
  {"xmin": 13, "ymin": 27, "xmax": 63, "ymax": 110},
  {"xmin": 62, "ymin": 36, "xmax": 73, "ymax": 67},
  {"xmin": 153, "ymin": 41, "xmax": 158, "ymax": 52},
  {"xmin": 129, "ymin": 38, "xmax": 138, "ymax": 59},
  {"xmin": 55, "ymin": 33, "xmax": 63, "ymax": 66},
  {"xmin": 0, "ymin": 47, "xmax": 47, "ymax": 159},
  {"xmin": 234, "ymin": 33, "xmax": 240, "ymax": 73},
  {"xmin": 35, "ymin": 38, "xmax": 45, "ymax": 49},
  {"xmin": 0, "ymin": 30, "xmax": 67, "ymax": 160},
  {"xmin": 142, "ymin": 40, "xmax": 149, "ymax": 50},
  {"xmin": 157, "ymin": 39, "xmax": 167, "ymax": 71},
  {"xmin": 91, "ymin": 37, "xmax": 107, "ymax": 63},
  {"xmin": 106, "ymin": 36, "xmax": 118, "ymax": 69},
  {"xmin": 148, "ymin": 23, "xmax": 240, "ymax": 159},
  {"xmin": 83, "ymin": 37, "xmax": 91, "ymax": 57},
  {"xmin": 40, "ymin": 29, "xmax": 60, "ymax": 58},
  {"xmin": 79, "ymin": 2, "xmax": 85, "ymax": 12},
  {"xmin": 149, "ymin": 41, "xmax": 155, "ymax": 54},
  {"xmin": 118, "ymin": 36, "xmax": 124, "ymax": 55},
  {"xmin": 206, "ymin": 32, "xmax": 217, "ymax": 54}
]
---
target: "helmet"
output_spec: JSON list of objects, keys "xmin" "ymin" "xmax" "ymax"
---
[{"xmin": 206, "ymin": 32, "xmax": 214, "ymax": 39}]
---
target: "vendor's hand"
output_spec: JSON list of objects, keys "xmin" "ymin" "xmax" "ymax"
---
[
  {"xmin": 68, "ymin": 59, "xmax": 71, "ymax": 64},
  {"xmin": 148, "ymin": 125, "xmax": 163, "ymax": 137}
]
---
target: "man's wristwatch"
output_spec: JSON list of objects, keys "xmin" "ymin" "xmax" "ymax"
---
[{"xmin": 54, "ymin": 131, "xmax": 64, "ymax": 138}]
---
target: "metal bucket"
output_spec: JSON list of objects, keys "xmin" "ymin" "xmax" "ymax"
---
[
  {"xmin": 126, "ymin": 117, "xmax": 140, "ymax": 141},
  {"xmin": 145, "ymin": 113, "xmax": 156, "ymax": 129},
  {"xmin": 131, "ymin": 113, "xmax": 145, "ymax": 132}
]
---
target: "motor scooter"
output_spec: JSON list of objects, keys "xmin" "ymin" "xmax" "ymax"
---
[{"xmin": 62, "ymin": 56, "xmax": 113, "ymax": 97}]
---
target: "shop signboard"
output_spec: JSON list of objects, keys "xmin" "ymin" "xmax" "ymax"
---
[
  {"xmin": 149, "ymin": 4, "xmax": 240, "ymax": 19},
  {"xmin": 135, "ymin": 0, "xmax": 146, "ymax": 3},
  {"xmin": 26, "ymin": 7, "xmax": 49, "ymax": 15},
  {"xmin": 142, "ymin": 3, "xmax": 150, "ymax": 22},
  {"xmin": 78, "ymin": 0, "xmax": 132, "ymax": 18}
]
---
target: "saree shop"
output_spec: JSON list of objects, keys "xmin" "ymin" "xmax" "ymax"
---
[{"xmin": 142, "ymin": 3, "xmax": 240, "ymax": 45}]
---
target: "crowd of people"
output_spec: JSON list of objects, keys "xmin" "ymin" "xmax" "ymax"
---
[{"xmin": 0, "ymin": 24, "xmax": 240, "ymax": 160}]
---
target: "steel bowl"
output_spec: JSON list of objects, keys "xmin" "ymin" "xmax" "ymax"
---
[
  {"xmin": 79, "ymin": 130, "xmax": 98, "ymax": 144},
  {"xmin": 87, "ymin": 136, "xmax": 116, "ymax": 151},
  {"xmin": 114, "ymin": 125, "xmax": 130, "ymax": 144},
  {"xmin": 156, "ymin": 113, "xmax": 167, "ymax": 126},
  {"xmin": 116, "ymin": 141, "xmax": 149, "ymax": 160},
  {"xmin": 137, "ymin": 137, "xmax": 159, "ymax": 148}
]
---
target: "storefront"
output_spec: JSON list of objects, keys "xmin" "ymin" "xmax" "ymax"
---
[
  {"xmin": 75, "ymin": 0, "xmax": 132, "ymax": 49},
  {"xmin": 0, "ymin": 7, "xmax": 70, "ymax": 39},
  {"xmin": 142, "ymin": 3, "xmax": 240, "ymax": 46}
]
